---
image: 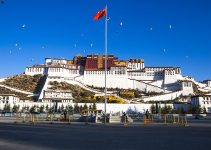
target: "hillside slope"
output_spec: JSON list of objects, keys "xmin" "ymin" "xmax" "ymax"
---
[
  {"xmin": 0, "ymin": 87, "xmax": 31, "ymax": 100},
  {"xmin": 0, "ymin": 74, "xmax": 46, "ymax": 93},
  {"xmin": 48, "ymin": 81, "xmax": 95, "ymax": 103}
]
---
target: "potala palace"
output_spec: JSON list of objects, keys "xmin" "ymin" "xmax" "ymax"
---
[
  {"xmin": 24, "ymin": 54, "xmax": 211, "ymax": 102},
  {"xmin": 0, "ymin": 54, "xmax": 211, "ymax": 113}
]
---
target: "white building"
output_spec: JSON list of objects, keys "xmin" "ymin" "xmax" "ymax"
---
[
  {"xmin": 127, "ymin": 59, "xmax": 145, "ymax": 71},
  {"xmin": 0, "ymin": 94, "xmax": 20, "ymax": 105},
  {"xmin": 203, "ymin": 80, "xmax": 211, "ymax": 87},
  {"xmin": 180, "ymin": 80, "xmax": 194, "ymax": 96},
  {"xmin": 45, "ymin": 58, "xmax": 67, "ymax": 65},
  {"xmin": 24, "ymin": 55, "xmax": 193, "ymax": 97},
  {"xmin": 191, "ymin": 95, "xmax": 211, "ymax": 113},
  {"xmin": 42, "ymin": 90, "xmax": 73, "ymax": 103}
]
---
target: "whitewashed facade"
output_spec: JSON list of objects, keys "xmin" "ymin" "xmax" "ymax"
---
[
  {"xmin": 0, "ymin": 94, "xmax": 20, "ymax": 105},
  {"xmin": 203, "ymin": 80, "xmax": 211, "ymax": 87},
  {"xmin": 42, "ymin": 90, "xmax": 73, "ymax": 103},
  {"xmin": 191, "ymin": 95, "xmax": 211, "ymax": 113},
  {"xmin": 24, "ymin": 57, "xmax": 195, "ymax": 96}
]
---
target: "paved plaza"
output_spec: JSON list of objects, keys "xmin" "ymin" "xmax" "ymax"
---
[{"xmin": 0, "ymin": 120, "xmax": 211, "ymax": 150}]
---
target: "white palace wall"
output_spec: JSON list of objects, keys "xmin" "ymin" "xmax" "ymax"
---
[
  {"xmin": 47, "ymin": 68, "xmax": 79, "ymax": 78},
  {"xmin": 0, "ymin": 102, "xmax": 178, "ymax": 113},
  {"xmin": 145, "ymin": 80, "xmax": 164, "ymax": 88},
  {"xmin": 128, "ymin": 73, "xmax": 163, "ymax": 81},
  {"xmin": 24, "ymin": 60, "xmax": 184, "ymax": 94},
  {"xmin": 25, "ymin": 67, "xmax": 80, "ymax": 78},
  {"xmin": 81, "ymin": 73, "xmax": 164, "ymax": 93},
  {"xmin": 25, "ymin": 67, "xmax": 45, "ymax": 76},
  {"xmin": 143, "ymin": 90, "xmax": 183, "ymax": 101},
  {"xmin": 83, "ymin": 73, "xmax": 129, "ymax": 89}
]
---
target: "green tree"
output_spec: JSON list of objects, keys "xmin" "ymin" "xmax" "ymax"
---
[
  {"xmin": 202, "ymin": 107, "xmax": 207, "ymax": 114},
  {"xmin": 61, "ymin": 104, "xmax": 64, "ymax": 112},
  {"xmin": 3, "ymin": 104, "xmax": 11, "ymax": 112},
  {"xmin": 161, "ymin": 104, "xmax": 173, "ymax": 114},
  {"xmin": 45, "ymin": 105, "xmax": 49, "ymax": 112},
  {"xmin": 150, "ymin": 104, "xmax": 156, "ymax": 114},
  {"xmin": 92, "ymin": 103, "xmax": 97, "ymax": 111},
  {"xmin": 12, "ymin": 105, "xmax": 19, "ymax": 113},
  {"xmin": 57, "ymin": 106, "xmax": 61, "ymax": 113},
  {"xmin": 68, "ymin": 105, "xmax": 73, "ymax": 112},
  {"xmin": 89, "ymin": 105, "xmax": 92, "ymax": 111},
  {"xmin": 49, "ymin": 106, "xmax": 54, "ymax": 113},
  {"xmin": 83, "ymin": 104, "xmax": 88, "ymax": 111},
  {"xmin": 39, "ymin": 105, "xmax": 45, "ymax": 113},
  {"xmin": 195, "ymin": 106, "xmax": 202, "ymax": 114},
  {"xmin": 166, "ymin": 106, "xmax": 172, "ymax": 114},
  {"xmin": 155, "ymin": 103, "xmax": 159, "ymax": 114},
  {"xmin": 29, "ymin": 105, "xmax": 36, "ymax": 113},
  {"xmin": 26, "ymin": 106, "xmax": 30, "ymax": 111},
  {"xmin": 79, "ymin": 105, "xmax": 83, "ymax": 113},
  {"xmin": 74, "ymin": 104, "xmax": 80, "ymax": 113},
  {"xmin": 161, "ymin": 104, "xmax": 168, "ymax": 114}
]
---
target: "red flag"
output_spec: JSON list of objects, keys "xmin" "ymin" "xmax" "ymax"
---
[{"xmin": 94, "ymin": 7, "xmax": 106, "ymax": 21}]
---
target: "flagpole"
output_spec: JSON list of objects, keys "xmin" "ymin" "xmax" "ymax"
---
[{"xmin": 104, "ymin": 4, "xmax": 108, "ymax": 124}]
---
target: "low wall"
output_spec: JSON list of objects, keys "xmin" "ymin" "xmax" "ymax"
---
[
  {"xmin": 0, "ymin": 102, "xmax": 187, "ymax": 113},
  {"xmin": 143, "ymin": 91, "xmax": 183, "ymax": 101}
]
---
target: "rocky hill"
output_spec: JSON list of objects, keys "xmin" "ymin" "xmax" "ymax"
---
[
  {"xmin": 1, "ymin": 74, "xmax": 46, "ymax": 93},
  {"xmin": 48, "ymin": 81, "xmax": 95, "ymax": 103},
  {"xmin": 0, "ymin": 87, "xmax": 31, "ymax": 100},
  {"xmin": 0, "ymin": 74, "xmax": 125, "ymax": 103}
]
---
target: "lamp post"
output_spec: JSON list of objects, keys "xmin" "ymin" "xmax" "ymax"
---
[{"xmin": 104, "ymin": 5, "xmax": 108, "ymax": 124}]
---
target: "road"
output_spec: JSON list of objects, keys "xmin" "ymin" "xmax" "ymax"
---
[{"xmin": 0, "ymin": 122, "xmax": 211, "ymax": 150}]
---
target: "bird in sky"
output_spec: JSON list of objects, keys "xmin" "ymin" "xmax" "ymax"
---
[
  {"xmin": 22, "ymin": 24, "xmax": 26, "ymax": 28},
  {"xmin": 120, "ymin": 22, "xmax": 123, "ymax": 26}
]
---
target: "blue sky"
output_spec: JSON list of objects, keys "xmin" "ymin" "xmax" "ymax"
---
[{"xmin": 0, "ymin": 0, "xmax": 211, "ymax": 81}]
